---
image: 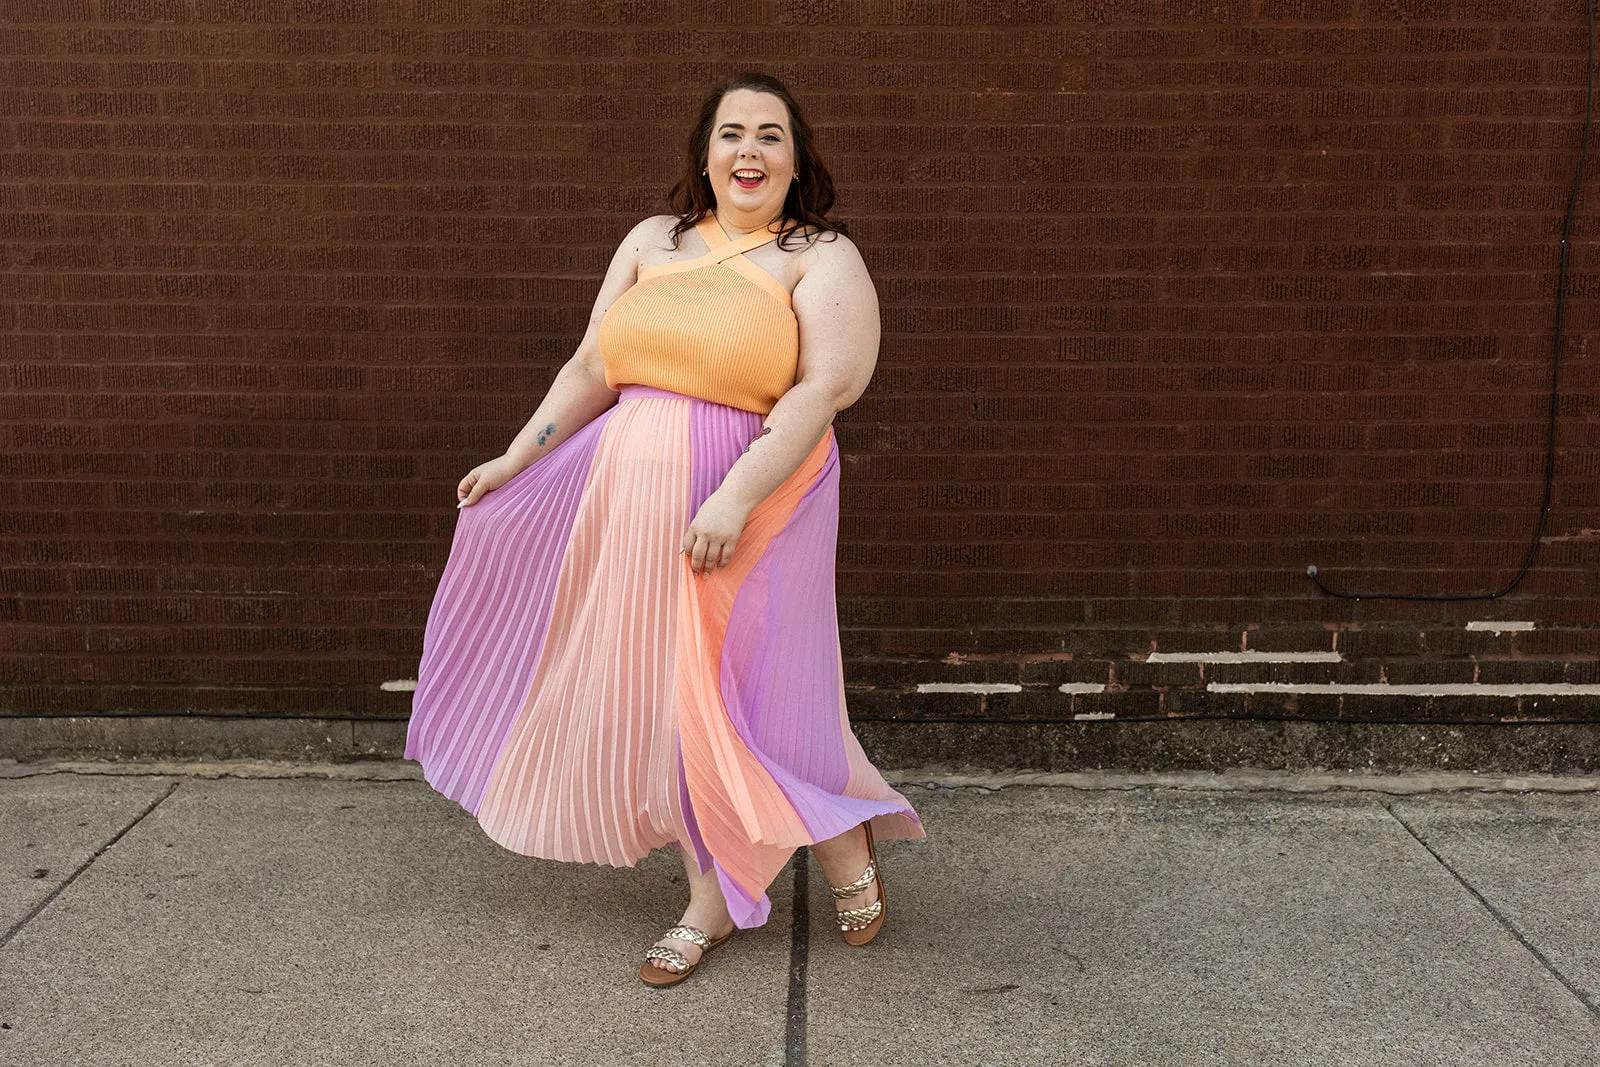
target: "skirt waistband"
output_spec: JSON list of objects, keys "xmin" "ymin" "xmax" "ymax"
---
[
  {"xmin": 617, "ymin": 383, "xmax": 698, "ymax": 403},
  {"xmin": 615, "ymin": 384, "xmax": 771, "ymax": 417}
]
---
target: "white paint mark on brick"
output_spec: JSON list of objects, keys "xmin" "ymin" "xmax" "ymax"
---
[
  {"xmin": 1058, "ymin": 682, "xmax": 1108, "ymax": 694},
  {"xmin": 381, "ymin": 679, "xmax": 417, "ymax": 692},
  {"xmin": 1148, "ymin": 651, "xmax": 1342, "ymax": 664},
  {"xmin": 916, "ymin": 682, "xmax": 1023, "ymax": 694},
  {"xmin": 1073, "ymin": 711, "xmax": 1116, "ymax": 720},
  {"xmin": 1208, "ymin": 682, "xmax": 1600, "ymax": 696},
  {"xmin": 1464, "ymin": 621, "xmax": 1536, "ymax": 633}
]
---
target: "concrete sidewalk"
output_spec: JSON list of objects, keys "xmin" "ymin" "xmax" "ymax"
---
[{"xmin": 1, "ymin": 761, "xmax": 1597, "ymax": 1067}]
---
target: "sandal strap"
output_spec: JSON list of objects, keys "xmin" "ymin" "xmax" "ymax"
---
[
  {"xmin": 828, "ymin": 860, "xmax": 876, "ymax": 899},
  {"xmin": 643, "ymin": 946, "xmax": 691, "ymax": 971},
  {"xmin": 662, "ymin": 924, "xmax": 711, "ymax": 948},
  {"xmin": 837, "ymin": 900, "xmax": 883, "ymax": 929}
]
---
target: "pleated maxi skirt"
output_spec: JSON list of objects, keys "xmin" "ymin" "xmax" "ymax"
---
[{"xmin": 404, "ymin": 382, "xmax": 926, "ymax": 929}]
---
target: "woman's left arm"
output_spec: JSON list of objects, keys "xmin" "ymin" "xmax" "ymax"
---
[{"xmin": 683, "ymin": 233, "xmax": 881, "ymax": 576}]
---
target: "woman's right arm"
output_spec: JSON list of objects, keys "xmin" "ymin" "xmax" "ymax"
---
[{"xmin": 457, "ymin": 215, "xmax": 665, "ymax": 506}]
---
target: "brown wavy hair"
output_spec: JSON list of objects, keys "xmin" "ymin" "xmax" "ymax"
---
[{"xmin": 664, "ymin": 72, "xmax": 848, "ymax": 253}]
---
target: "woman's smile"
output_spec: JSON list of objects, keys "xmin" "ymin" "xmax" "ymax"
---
[{"xmin": 708, "ymin": 87, "xmax": 795, "ymax": 226}]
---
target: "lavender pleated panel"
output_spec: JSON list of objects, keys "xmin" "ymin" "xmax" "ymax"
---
[
  {"xmin": 718, "ymin": 435, "xmax": 914, "ymax": 842},
  {"xmin": 403, "ymin": 406, "xmax": 615, "ymax": 814},
  {"xmin": 687, "ymin": 392, "xmax": 764, "ymax": 517}
]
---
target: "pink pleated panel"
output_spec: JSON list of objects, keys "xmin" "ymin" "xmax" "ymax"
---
[{"xmin": 474, "ymin": 396, "xmax": 693, "ymax": 866}]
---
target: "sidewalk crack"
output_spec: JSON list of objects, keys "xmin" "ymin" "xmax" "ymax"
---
[
  {"xmin": 784, "ymin": 851, "xmax": 809, "ymax": 1067},
  {"xmin": 1383, "ymin": 801, "xmax": 1599, "ymax": 1020},
  {"xmin": 0, "ymin": 779, "xmax": 180, "ymax": 951}
]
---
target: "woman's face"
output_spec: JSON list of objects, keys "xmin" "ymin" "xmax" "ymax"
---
[{"xmin": 705, "ymin": 88, "xmax": 796, "ymax": 224}]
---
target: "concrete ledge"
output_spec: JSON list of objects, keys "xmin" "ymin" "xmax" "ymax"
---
[
  {"xmin": 3, "ymin": 757, "xmax": 1596, "ymax": 795},
  {"xmin": 0, "ymin": 715, "xmax": 406, "ymax": 763},
  {"xmin": 850, "ymin": 719, "xmax": 1600, "ymax": 775},
  {"xmin": 2, "ymin": 714, "xmax": 1597, "ymax": 774}
]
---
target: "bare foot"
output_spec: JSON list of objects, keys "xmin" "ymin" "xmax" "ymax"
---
[
  {"xmin": 811, "ymin": 822, "xmax": 880, "ymax": 928},
  {"xmin": 647, "ymin": 906, "xmax": 736, "ymax": 974}
]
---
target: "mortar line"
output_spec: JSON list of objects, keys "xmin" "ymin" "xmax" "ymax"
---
[
  {"xmin": 1383, "ymin": 802, "xmax": 1600, "ymax": 1021},
  {"xmin": 784, "ymin": 851, "xmax": 809, "ymax": 1067},
  {"xmin": 0, "ymin": 780, "xmax": 180, "ymax": 951}
]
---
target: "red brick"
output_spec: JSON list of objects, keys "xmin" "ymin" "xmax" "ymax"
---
[{"xmin": 4, "ymin": 9, "xmax": 1596, "ymax": 728}]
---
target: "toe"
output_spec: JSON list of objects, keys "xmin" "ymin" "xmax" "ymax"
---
[{"xmin": 650, "ymin": 937, "xmax": 699, "ymax": 971}]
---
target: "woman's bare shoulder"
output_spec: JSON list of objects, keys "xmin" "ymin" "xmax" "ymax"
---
[
  {"xmin": 624, "ymin": 214, "xmax": 679, "ymax": 256},
  {"xmin": 643, "ymin": 213, "xmax": 680, "ymax": 238},
  {"xmin": 792, "ymin": 225, "xmax": 860, "ymax": 282}
]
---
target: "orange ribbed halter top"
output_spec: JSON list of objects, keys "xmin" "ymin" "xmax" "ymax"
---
[{"xmin": 599, "ymin": 213, "xmax": 799, "ymax": 415}]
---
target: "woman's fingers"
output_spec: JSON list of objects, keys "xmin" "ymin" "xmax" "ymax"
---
[
  {"xmin": 457, "ymin": 455, "xmax": 524, "ymax": 509},
  {"xmin": 682, "ymin": 532, "xmax": 736, "ymax": 576}
]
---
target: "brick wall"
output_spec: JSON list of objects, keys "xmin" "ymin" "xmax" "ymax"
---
[{"xmin": 3, "ymin": 3, "xmax": 1598, "ymax": 770}]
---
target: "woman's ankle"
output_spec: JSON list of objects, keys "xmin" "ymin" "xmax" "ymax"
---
[
  {"xmin": 810, "ymin": 822, "xmax": 870, "ymax": 881},
  {"xmin": 681, "ymin": 901, "xmax": 734, "ymax": 936}
]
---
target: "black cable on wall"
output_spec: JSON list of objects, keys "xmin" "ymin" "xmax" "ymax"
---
[{"xmin": 1307, "ymin": 1, "xmax": 1594, "ymax": 602}]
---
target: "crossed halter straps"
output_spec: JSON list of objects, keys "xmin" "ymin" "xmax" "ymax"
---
[
  {"xmin": 638, "ymin": 213, "xmax": 792, "ymax": 308},
  {"xmin": 695, "ymin": 212, "xmax": 782, "ymax": 260}
]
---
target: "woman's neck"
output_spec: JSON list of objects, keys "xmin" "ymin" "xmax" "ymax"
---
[{"xmin": 713, "ymin": 208, "xmax": 781, "ymax": 237}]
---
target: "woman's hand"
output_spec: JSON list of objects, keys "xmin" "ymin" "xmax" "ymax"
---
[
  {"xmin": 456, "ymin": 454, "xmax": 526, "ymax": 508},
  {"xmin": 682, "ymin": 490, "xmax": 753, "ymax": 577}
]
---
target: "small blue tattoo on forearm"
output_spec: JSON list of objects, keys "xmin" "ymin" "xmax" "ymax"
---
[
  {"xmin": 537, "ymin": 422, "xmax": 556, "ymax": 446},
  {"xmin": 742, "ymin": 426, "xmax": 772, "ymax": 454}
]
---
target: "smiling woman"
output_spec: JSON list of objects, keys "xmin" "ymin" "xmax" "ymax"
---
[{"xmin": 402, "ymin": 71, "xmax": 925, "ymax": 989}]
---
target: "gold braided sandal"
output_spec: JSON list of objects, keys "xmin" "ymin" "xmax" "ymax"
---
[
  {"xmin": 638, "ymin": 923, "xmax": 735, "ymax": 987},
  {"xmin": 827, "ymin": 819, "xmax": 885, "ymax": 945}
]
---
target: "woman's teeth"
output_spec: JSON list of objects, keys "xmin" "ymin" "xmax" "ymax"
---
[{"xmin": 734, "ymin": 171, "xmax": 765, "ymax": 188}]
